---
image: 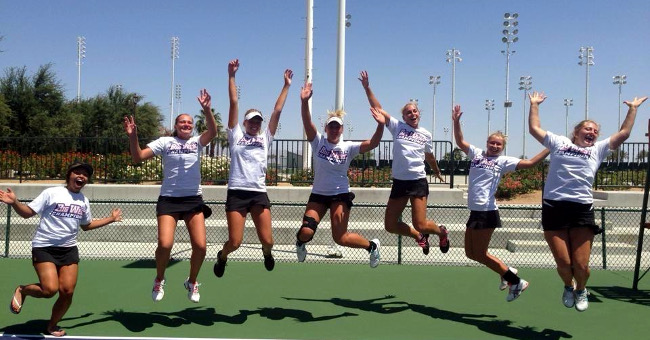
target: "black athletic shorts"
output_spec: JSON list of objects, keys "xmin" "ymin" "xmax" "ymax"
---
[
  {"xmin": 542, "ymin": 199, "xmax": 602, "ymax": 234},
  {"xmin": 308, "ymin": 192, "xmax": 355, "ymax": 210},
  {"xmin": 156, "ymin": 195, "xmax": 212, "ymax": 219},
  {"xmin": 225, "ymin": 189, "xmax": 271, "ymax": 212},
  {"xmin": 466, "ymin": 210, "xmax": 502, "ymax": 229},
  {"xmin": 32, "ymin": 246, "xmax": 79, "ymax": 266},
  {"xmin": 389, "ymin": 178, "xmax": 429, "ymax": 199}
]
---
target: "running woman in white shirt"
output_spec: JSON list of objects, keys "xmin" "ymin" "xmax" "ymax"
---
[
  {"xmin": 359, "ymin": 71, "xmax": 449, "ymax": 255},
  {"xmin": 2, "ymin": 162, "xmax": 122, "ymax": 337},
  {"xmin": 124, "ymin": 89, "xmax": 217, "ymax": 303},
  {"xmin": 452, "ymin": 105, "xmax": 548, "ymax": 302},
  {"xmin": 295, "ymin": 82, "xmax": 384, "ymax": 268},
  {"xmin": 213, "ymin": 59, "xmax": 292, "ymax": 278},
  {"xmin": 529, "ymin": 91, "xmax": 647, "ymax": 311}
]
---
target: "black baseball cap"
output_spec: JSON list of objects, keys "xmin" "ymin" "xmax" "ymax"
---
[{"xmin": 66, "ymin": 162, "xmax": 94, "ymax": 178}]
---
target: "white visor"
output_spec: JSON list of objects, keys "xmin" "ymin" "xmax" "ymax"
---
[
  {"xmin": 244, "ymin": 111, "xmax": 263, "ymax": 121},
  {"xmin": 326, "ymin": 116, "xmax": 343, "ymax": 125}
]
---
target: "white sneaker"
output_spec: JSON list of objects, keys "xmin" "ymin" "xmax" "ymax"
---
[
  {"xmin": 575, "ymin": 289, "xmax": 589, "ymax": 312},
  {"xmin": 184, "ymin": 278, "xmax": 201, "ymax": 303},
  {"xmin": 563, "ymin": 280, "xmax": 576, "ymax": 308},
  {"xmin": 506, "ymin": 279, "xmax": 529, "ymax": 302},
  {"xmin": 499, "ymin": 267, "xmax": 518, "ymax": 291},
  {"xmin": 152, "ymin": 277, "xmax": 165, "ymax": 302},
  {"xmin": 369, "ymin": 239, "xmax": 380, "ymax": 268},
  {"xmin": 296, "ymin": 241, "xmax": 307, "ymax": 262}
]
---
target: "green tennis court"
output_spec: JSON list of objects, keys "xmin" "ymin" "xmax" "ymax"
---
[{"xmin": 1, "ymin": 258, "xmax": 649, "ymax": 339}]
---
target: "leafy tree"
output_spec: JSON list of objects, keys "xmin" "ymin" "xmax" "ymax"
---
[
  {"xmin": 443, "ymin": 147, "xmax": 467, "ymax": 161},
  {"xmin": 637, "ymin": 150, "xmax": 648, "ymax": 162},
  {"xmin": 606, "ymin": 149, "xmax": 628, "ymax": 162},
  {"xmin": 0, "ymin": 64, "xmax": 80, "ymax": 139},
  {"xmin": 0, "ymin": 94, "xmax": 11, "ymax": 136},
  {"xmin": 71, "ymin": 85, "xmax": 162, "ymax": 140}
]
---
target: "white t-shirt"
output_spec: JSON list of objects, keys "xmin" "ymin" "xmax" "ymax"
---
[
  {"xmin": 311, "ymin": 132, "xmax": 361, "ymax": 195},
  {"xmin": 543, "ymin": 131, "xmax": 611, "ymax": 203},
  {"xmin": 28, "ymin": 186, "xmax": 92, "ymax": 248},
  {"xmin": 227, "ymin": 124, "xmax": 273, "ymax": 192},
  {"xmin": 467, "ymin": 145, "xmax": 520, "ymax": 211},
  {"xmin": 386, "ymin": 116, "xmax": 433, "ymax": 180},
  {"xmin": 147, "ymin": 135, "xmax": 204, "ymax": 197}
]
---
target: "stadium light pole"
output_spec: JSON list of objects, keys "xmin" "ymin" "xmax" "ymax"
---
[
  {"xmin": 446, "ymin": 48, "xmax": 461, "ymax": 147},
  {"xmin": 175, "ymin": 84, "xmax": 182, "ymax": 115},
  {"xmin": 501, "ymin": 12, "xmax": 519, "ymax": 155},
  {"xmin": 485, "ymin": 99, "xmax": 495, "ymax": 136},
  {"xmin": 303, "ymin": 0, "xmax": 314, "ymax": 169},
  {"xmin": 613, "ymin": 75, "xmax": 627, "ymax": 128},
  {"xmin": 169, "ymin": 36, "xmax": 179, "ymax": 130},
  {"xmin": 578, "ymin": 46, "xmax": 594, "ymax": 120},
  {"xmin": 564, "ymin": 98, "xmax": 573, "ymax": 136},
  {"xmin": 429, "ymin": 75, "xmax": 441, "ymax": 139},
  {"xmin": 518, "ymin": 76, "xmax": 532, "ymax": 158},
  {"xmin": 76, "ymin": 36, "xmax": 86, "ymax": 102}
]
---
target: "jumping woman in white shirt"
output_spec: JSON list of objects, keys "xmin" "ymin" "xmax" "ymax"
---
[
  {"xmin": 124, "ymin": 89, "xmax": 217, "ymax": 303},
  {"xmin": 452, "ymin": 104, "xmax": 548, "ymax": 302},
  {"xmin": 359, "ymin": 71, "xmax": 449, "ymax": 256},
  {"xmin": 3, "ymin": 162, "xmax": 122, "ymax": 337},
  {"xmin": 213, "ymin": 59, "xmax": 292, "ymax": 277},
  {"xmin": 529, "ymin": 91, "xmax": 646, "ymax": 311},
  {"xmin": 295, "ymin": 82, "xmax": 385, "ymax": 267}
]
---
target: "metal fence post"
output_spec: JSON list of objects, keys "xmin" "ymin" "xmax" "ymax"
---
[
  {"xmin": 600, "ymin": 208, "xmax": 607, "ymax": 269},
  {"xmin": 397, "ymin": 214, "xmax": 403, "ymax": 265},
  {"xmin": 4, "ymin": 205, "xmax": 11, "ymax": 257}
]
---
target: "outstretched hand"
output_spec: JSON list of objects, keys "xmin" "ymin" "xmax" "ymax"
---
[
  {"xmin": 111, "ymin": 208, "xmax": 123, "ymax": 223},
  {"xmin": 284, "ymin": 69, "xmax": 293, "ymax": 86},
  {"xmin": 358, "ymin": 70, "xmax": 370, "ymax": 88},
  {"xmin": 197, "ymin": 89, "xmax": 211, "ymax": 112},
  {"xmin": 529, "ymin": 91, "xmax": 547, "ymax": 105},
  {"xmin": 123, "ymin": 116, "xmax": 137, "ymax": 136},
  {"xmin": 624, "ymin": 96, "xmax": 648, "ymax": 109},
  {"xmin": 228, "ymin": 59, "xmax": 239, "ymax": 76},
  {"xmin": 451, "ymin": 105, "xmax": 462, "ymax": 122},
  {"xmin": 370, "ymin": 107, "xmax": 386, "ymax": 125},
  {"xmin": 0, "ymin": 188, "xmax": 17, "ymax": 205},
  {"xmin": 301, "ymin": 82, "xmax": 313, "ymax": 101}
]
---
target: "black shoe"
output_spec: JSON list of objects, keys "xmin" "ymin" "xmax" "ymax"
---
[
  {"xmin": 264, "ymin": 253, "xmax": 275, "ymax": 271},
  {"xmin": 213, "ymin": 250, "xmax": 227, "ymax": 277}
]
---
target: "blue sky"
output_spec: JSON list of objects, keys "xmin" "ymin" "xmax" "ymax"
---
[{"xmin": 2, "ymin": 0, "xmax": 649, "ymax": 157}]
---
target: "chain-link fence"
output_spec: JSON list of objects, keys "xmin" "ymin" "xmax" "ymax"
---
[{"xmin": 2, "ymin": 200, "xmax": 648, "ymax": 272}]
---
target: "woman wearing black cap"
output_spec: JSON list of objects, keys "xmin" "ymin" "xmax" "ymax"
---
[
  {"xmin": 213, "ymin": 59, "xmax": 292, "ymax": 278},
  {"xmin": 1, "ymin": 162, "xmax": 122, "ymax": 337},
  {"xmin": 123, "ymin": 89, "xmax": 217, "ymax": 303}
]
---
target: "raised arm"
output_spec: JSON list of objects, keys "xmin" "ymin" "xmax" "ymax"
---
[
  {"xmin": 609, "ymin": 96, "xmax": 648, "ymax": 150},
  {"xmin": 451, "ymin": 105, "xmax": 470, "ymax": 154},
  {"xmin": 425, "ymin": 153, "xmax": 444, "ymax": 182},
  {"xmin": 0, "ymin": 188, "xmax": 36, "ymax": 219},
  {"xmin": 268, "ymin": 69, "xmax": 293, "ymax": 136},
  {"xmin": 227, "ymin": 59, "xmax": 240, "ymax": 129},
  {"xmin": 359, "ymin": 71, "xmax": 385, "ymax": 113},
  {"xmin": 528, "ymin": 91, "xmax": 548, "ymax": 144},
  {"xmin": 515, "ymin": 148, "xmax": 550, "ymax": 170},
  {"xmin": 81, "ymin": 208, "xmax": 123, "ymax": 231},
  {"xmin": 360, "ymin": 107, "xmax": 386, "ymax": 153},
  {"xmin": 123, "ymin": 115, "xmax": 155, "ymax": 163},
  {"xmin": 197, "ymin": 89, "xmax": 217, "ymax": 147},
  {"xmin": 300, "ymin": 82, "xmax": 317, "ymax": 142}
]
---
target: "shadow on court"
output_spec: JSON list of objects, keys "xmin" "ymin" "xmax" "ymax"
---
[
  {"xmin": 122, "ymin": 259, "xmax": 182, "ymax": 269},
  {"xmin": 283, "ymin": 295, "xmax": 573, "ymax": 340},
  {"xmin": 1, "ymin": 312, "xmax": 93, "ymax": 338},
  {"xmin": 589, "ymin": 286, "xmax": 650, "ymax": 307}
]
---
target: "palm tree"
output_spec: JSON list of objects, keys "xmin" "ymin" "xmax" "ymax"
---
[{"xmin": 195, "ymin": 108, "xmax": 227, "ymax": 157}]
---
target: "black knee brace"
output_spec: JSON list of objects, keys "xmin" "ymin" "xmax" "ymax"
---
[{"xmin": 297, "ymin": 215, "xmax": 319, "ymax": 242}]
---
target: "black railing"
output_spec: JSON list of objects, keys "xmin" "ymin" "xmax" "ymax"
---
[{"xmin": 1, "ymin": 137, "xmax": 645, "ymax": 189}]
